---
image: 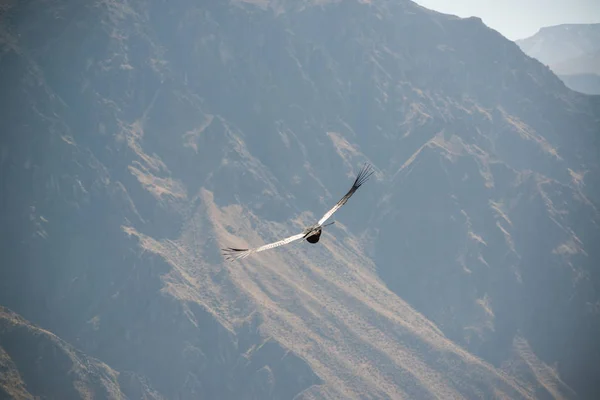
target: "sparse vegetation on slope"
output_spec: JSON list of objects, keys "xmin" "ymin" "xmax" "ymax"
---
[{"xmin": 1, "ymin": 1, "xmax": 598, "ymax": 399}]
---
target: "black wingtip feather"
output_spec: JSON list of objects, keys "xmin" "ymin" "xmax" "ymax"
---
[
  {"xmin": 353, "ymin": 163, "xmax": 375, "ymax": 189},
  {"xmin": 222, "ymin": 247, "xmax": 250, "ymax": 261}
]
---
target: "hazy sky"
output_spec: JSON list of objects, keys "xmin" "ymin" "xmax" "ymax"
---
[{"xmin": 413, "ymin": 0, "xmax": 600, "ymax": 40}]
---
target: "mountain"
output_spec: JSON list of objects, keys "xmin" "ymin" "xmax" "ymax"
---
[
  {"xmin": 550, "ymin": 49, "xmax": 600, "ymax": 95},
  {"xmin": 0, "ymin": 306, "xmax": 163, "ymax": 400},
  {"xmin": 1, "ymin": 0, "xmax": 599, "ymax": 399},
  {"xmin": 551, "ymin": 49, "xmax": 600, "ymax": 76},
  {"xmin": 558, "ymin": 73, "xmax": 600, "ymax": 96},
  {"xmin": 516, "ymin": 23, "xmax": 600, "ymax": 67},
  {"xmin": 516, "ymin": 23, "xmax": 600, "ymax": 94}
]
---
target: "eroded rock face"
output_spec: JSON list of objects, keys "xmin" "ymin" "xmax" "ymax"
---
[
  {"xmin": 0, "ymin": 306, "xmax": 160, "ymax": 400},
  {"xmin": 1, "ymin": 1, "xmax": 599, "ymax": 399}
]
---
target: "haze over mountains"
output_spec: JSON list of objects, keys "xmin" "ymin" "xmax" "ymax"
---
[
  {"xmin": 517, "ymin": 23, "xmax": 600, "ymax": 94},
  {"xmin": 1, "ymin": 0, "xmax": 599, "ymax": 399}
]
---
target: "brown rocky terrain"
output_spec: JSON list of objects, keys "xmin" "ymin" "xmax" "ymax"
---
[{"xmin": 1, "ymin": 0, "xmax": 599, "ymax": 398}]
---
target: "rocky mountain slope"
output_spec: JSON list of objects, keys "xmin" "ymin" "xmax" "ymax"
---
[
  {"xmin": 516, "ymin": 23, "xmax": 600, "ymax": 66},
  {"xmin": 558, "ymin": 73, "xmax": 600, "ymax": 96},
  {"xmin": 517, "ymin": 23, "xmax": 600, "ymax": 94},
  {"xmin": 0, "ymin": 306, "xmax": 163, "ymax": 400},
  {"xmin": 1, "ymin": 0, "xmax": 599, "ymax": 399}
]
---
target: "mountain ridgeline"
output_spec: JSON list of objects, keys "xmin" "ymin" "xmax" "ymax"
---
[
  {"xmin": 517, "ymin": 23, "xmax": 600, "ymax": 94},
  {"xmin": 1, "ymin": 0, "xmax": 599, "ymax": 399}
]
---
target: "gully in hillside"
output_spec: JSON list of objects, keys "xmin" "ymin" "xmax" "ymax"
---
[{"xmin": 222, "ymin": 163, "xmax": 374, "ymax": 261}]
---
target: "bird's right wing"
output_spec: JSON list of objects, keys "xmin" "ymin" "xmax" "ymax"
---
[
  {"xmin": 222, "ymin": 232, "xmax": 305, "ymax": 261},
  {"xmin": 317, "ymin": 163, "xmax": 374, "ymax": 226}
]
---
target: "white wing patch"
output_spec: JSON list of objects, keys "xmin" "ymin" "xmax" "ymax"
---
[
  {"xmin": 317, "ymin": 202, "xmax": 345, "ymax": 226},
  {"xmin": 317, "ymin": 163, "xmax": 374, "ymax": 226},
  {"xmin": 222, "ymin": 232, "xmax": 305, "ymax": 261}
]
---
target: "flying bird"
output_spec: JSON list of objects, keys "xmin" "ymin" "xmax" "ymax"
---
[{"xmin": 222, "ymin": 163, "xmax": 374, "ymax": 261}]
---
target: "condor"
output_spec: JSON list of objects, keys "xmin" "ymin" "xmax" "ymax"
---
[{"xmin": 223, "ymin": 163, "xmax": 374, "ymax": 261}]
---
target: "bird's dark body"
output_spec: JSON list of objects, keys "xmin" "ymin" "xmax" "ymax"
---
[{"xmin": 305, "ymin": 228, "xmax": 322, "ymax": 244}]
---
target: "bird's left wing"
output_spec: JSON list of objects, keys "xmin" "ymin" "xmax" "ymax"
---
[
  {"xmin": 222, "ymin": 232, "xmax": 305, "ymax": 261},
  {"xmin": 317, "ymin": 163, "xmax": 374, "ymax": 226}
]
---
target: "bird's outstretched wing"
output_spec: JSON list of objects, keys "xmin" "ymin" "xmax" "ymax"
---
[
  {"xmin": 222, "ymin": 232, "xmax": 305, "ymax": 261},
  {"xmin": 317, "ymin": 163, "xmax": 374, "ymax": 226}
]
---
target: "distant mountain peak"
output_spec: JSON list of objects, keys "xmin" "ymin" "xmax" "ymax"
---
[{"xmin": 517, "ymin": 22, "xmax": 600, "ymax": 93}]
